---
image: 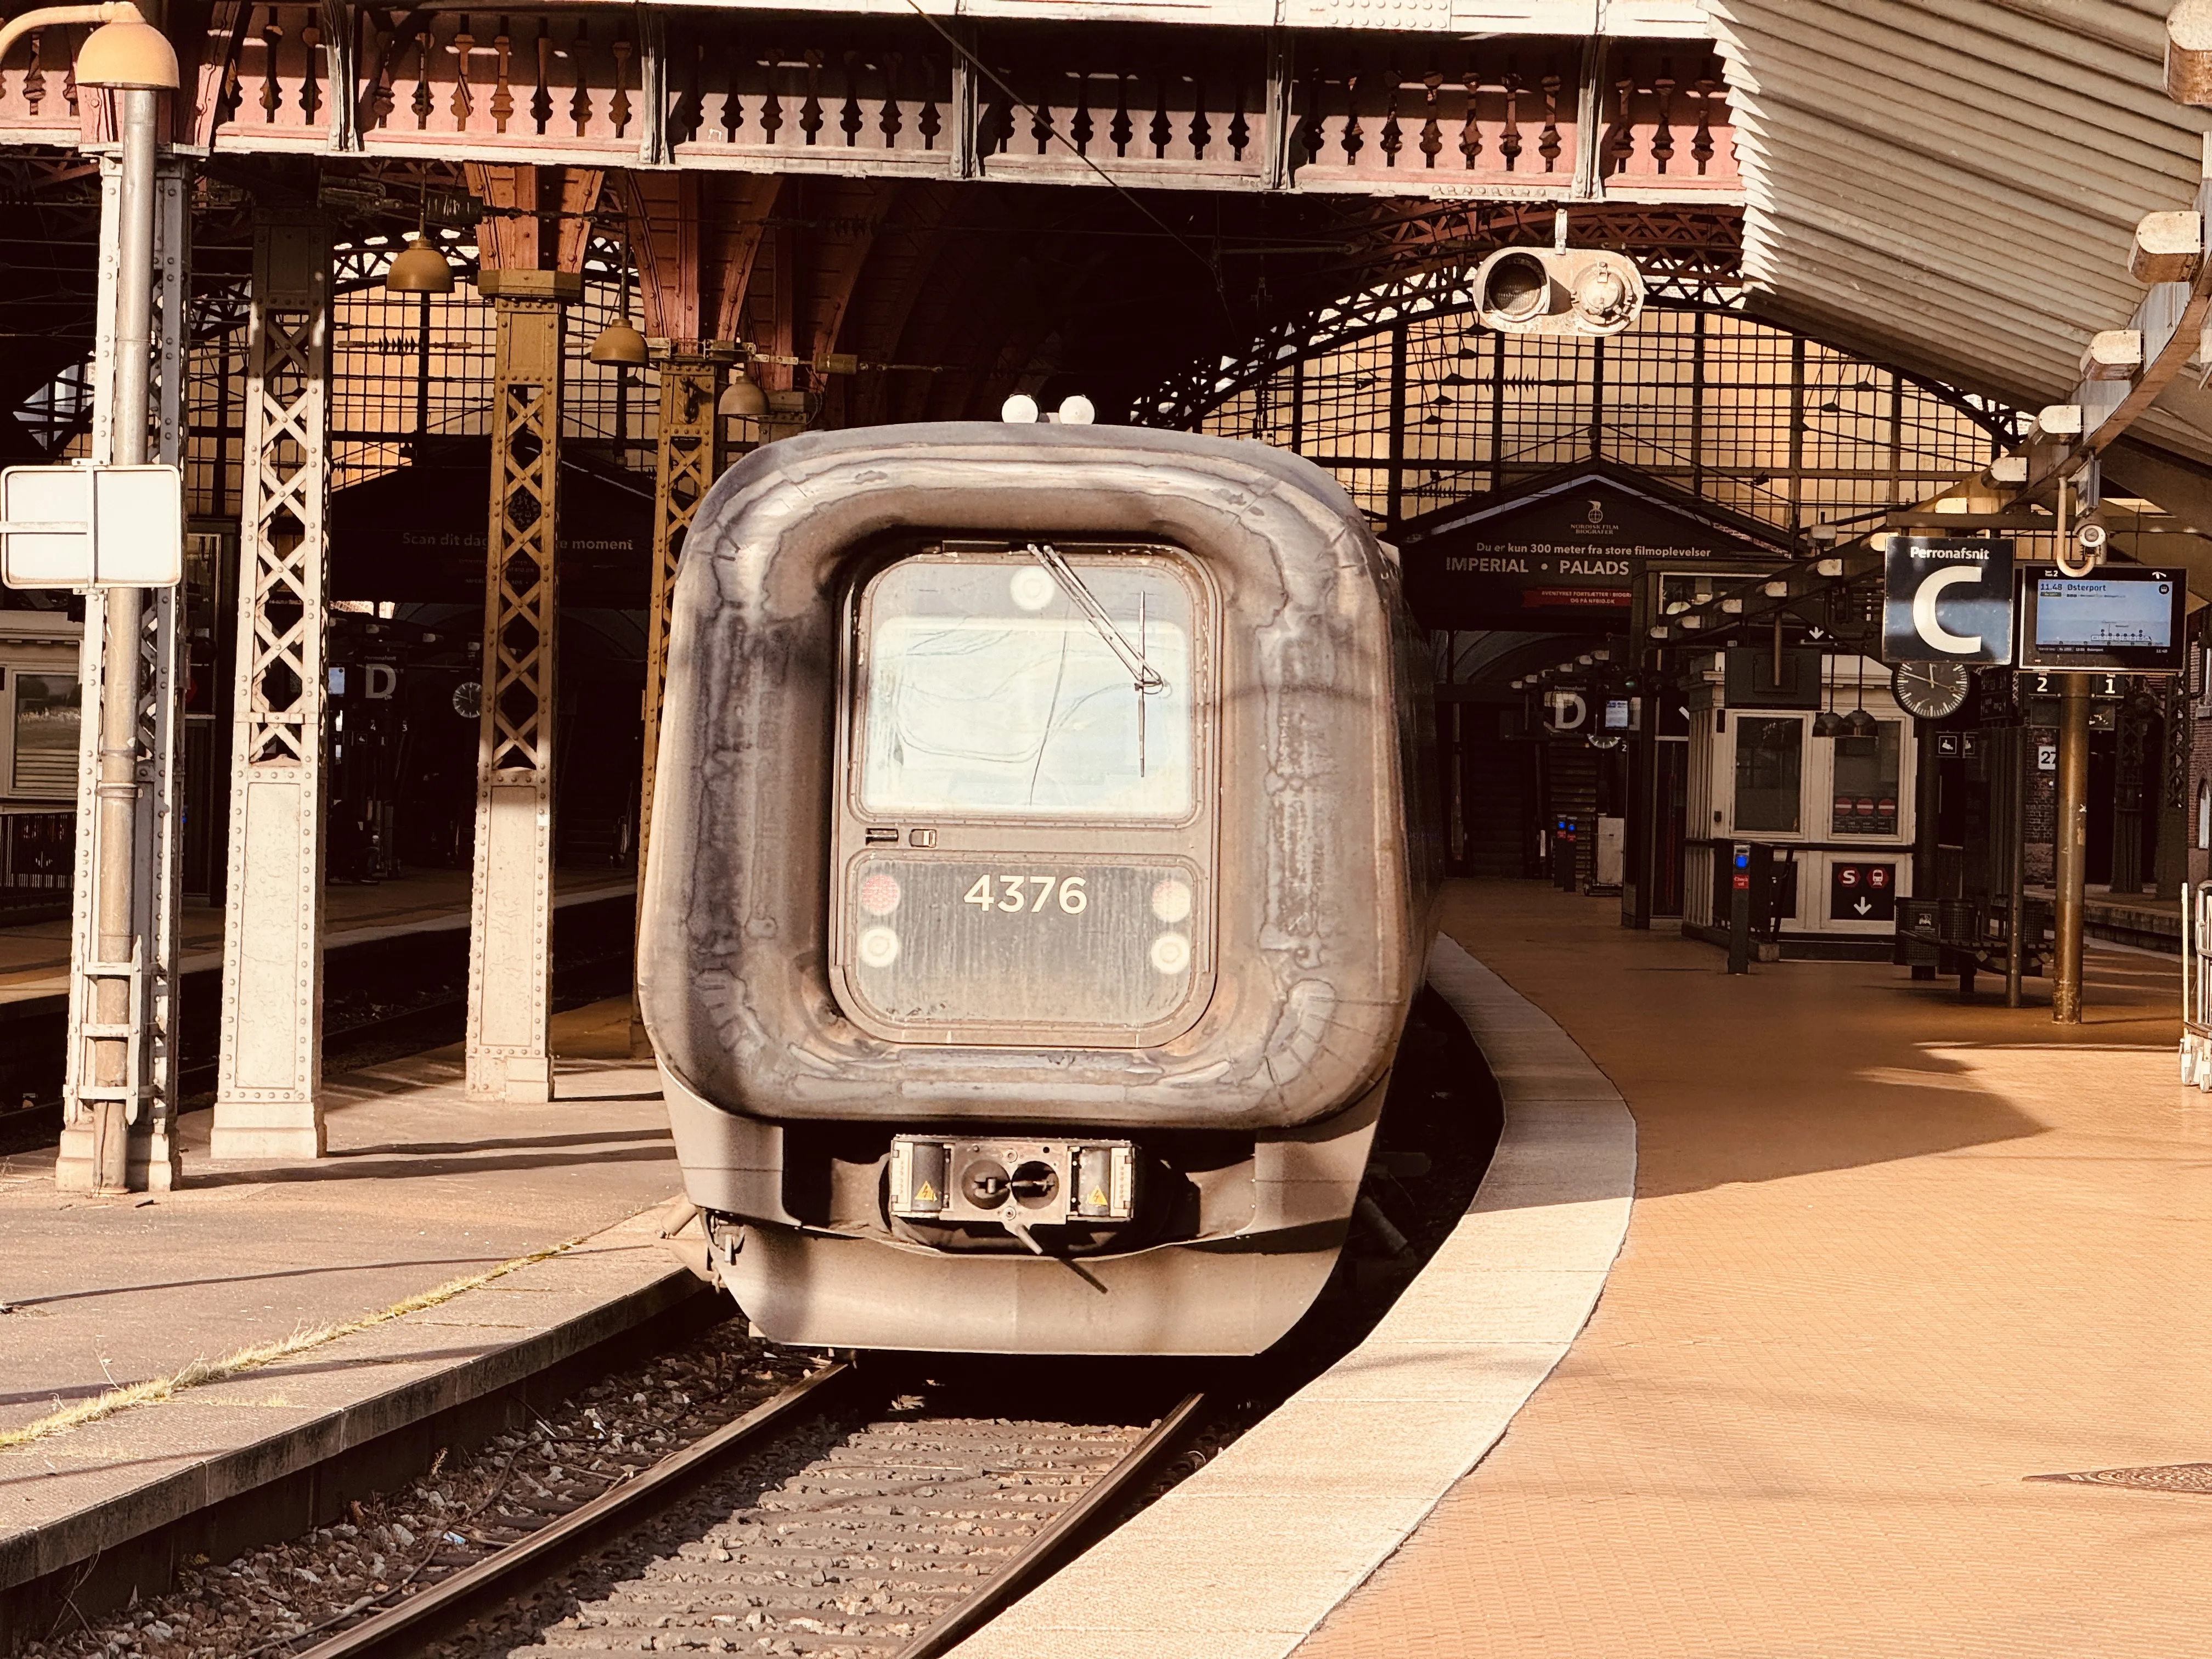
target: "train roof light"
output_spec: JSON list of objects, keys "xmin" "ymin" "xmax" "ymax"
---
[{"xmin": 1001, "ymin": 393, "xmax": 1040, "ymax": 423}]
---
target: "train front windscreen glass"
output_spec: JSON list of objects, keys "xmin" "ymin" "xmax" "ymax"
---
[{"xmin": 860, "ymin": 557, "xmax": 1195, "ymax": 820}]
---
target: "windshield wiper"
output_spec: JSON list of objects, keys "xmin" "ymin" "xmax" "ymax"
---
[{"xmin": 1026, "ymin": 543, "xmax": 1166, "ymax": 695}]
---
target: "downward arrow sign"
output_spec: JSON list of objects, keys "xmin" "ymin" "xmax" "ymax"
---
[{"xmin": 1854, "ymin": 898, "xmax": 1872, "ymax": 916}]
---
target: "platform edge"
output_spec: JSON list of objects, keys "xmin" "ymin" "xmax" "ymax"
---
[{"xmin": 946, "ymin": 930, "xmax": 1638, "ymax": 1659}]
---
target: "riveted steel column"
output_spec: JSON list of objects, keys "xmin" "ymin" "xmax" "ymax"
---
[
  {"xmin": 210, "ymin": 215, "xmax": 333, "ymax": 1160},
  {"xmin": 56, "ymin": 146, "xmax": 189, "ymax": 1194},
  {"xmin": 2052, "ymin": 673, "xmax": 2091, "ymax": 1024},
  {"xmin": 639, "ymin": 352, "xmax": 724, "ymax": 893},
  {"xmin": 467, "ymin": 270, "xmax": 575, "ymax": 1102}
]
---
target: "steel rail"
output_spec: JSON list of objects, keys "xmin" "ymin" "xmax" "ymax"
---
[
  {"xmin": 292, "ymin": 1361, "xmax": 1206, "ymax": 1659},
  {"xmin": 292, "ymin": 1361, "xmax": 861, "ymax": 1659},
  {"xmin": 889, "ymin": 1388, "xmax": 1211, "ymax": 1659}
]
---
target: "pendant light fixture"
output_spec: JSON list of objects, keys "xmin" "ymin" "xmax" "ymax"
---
[
  {"xmin": 1842, "ymin": 653, "xmax": 1878, "ymax": 737},
  {"xmin": 385, "ymin": 183, "xmax": 455, "ymax": 295},
  {"xmin": 1812, "ymin": 652, "xmax": 1845, "ymax": 737},
  {"xmin": 590, "ymin": 222, "xmax": 649, "ymax": 366}
]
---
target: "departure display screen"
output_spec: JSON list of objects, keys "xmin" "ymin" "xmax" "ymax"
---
[
  {"xmin": 2034, "ymin": 577, "xmax": 2173, "ymax": 651},
  {"xmin": 2017, "ymin": 566, "xmax": 2185, "ymax": 673}
]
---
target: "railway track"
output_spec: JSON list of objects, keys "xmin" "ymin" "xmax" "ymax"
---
[{"xmin": 296, "ymin": 1361, "xmax": 1207, "ymax": 1659}]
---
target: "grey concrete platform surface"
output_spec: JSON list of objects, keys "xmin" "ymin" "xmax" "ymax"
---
[
  {"xmin": 0, "ymin": 868, "xmax": 635, "ymax": 1009},
  {"xmin": 951, "ymin": 934, "xmax": 1637, "ymax": 1659},
  {"xmin": 0, "ymin": 997, "xmax": 692, "ymax": 1645}
]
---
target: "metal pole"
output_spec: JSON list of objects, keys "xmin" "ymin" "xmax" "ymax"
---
[
  {"xmin": 87, "ymin": 86, "xmax": 159, "ymax": 1195},
  {"xmin": 2006, "ymin": 724, "xmax": 2027, "ymax": 1009},
  {"xmin": 1911, "ymin": 716, "xmax": 1938, "ymax": 980},
  {"xmin": 2052, "ymin": 673, "xmax": 2091, "ymax": 1023}
]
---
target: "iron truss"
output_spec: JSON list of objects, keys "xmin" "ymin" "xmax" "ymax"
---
[
  {"xmin": 1134, "ymin": 241, "xmax": 2019, "ymax": 456},
  {"xmin": 1131, "ymin": 201, "xmax": 1748, "ymax": 429}
]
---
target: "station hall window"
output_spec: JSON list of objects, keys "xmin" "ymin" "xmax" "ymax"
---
[
  {"xmin": 1734, "ymin": 715, "xmax": 1802, "ymax": 834},
  {"xmin": 1831, "ymin": 721, "xmax": 1900, "ymax": 837}
]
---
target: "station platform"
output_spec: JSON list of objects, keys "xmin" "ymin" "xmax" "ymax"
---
[
  {"xmin": 1296, "ymin": 882, "xmax": 2200, "ymax": 1658},
  {"xmin": 0, "ymin": 997, "xmax": 692, "ymax": 1644},
  {"xmin": 0, "ymin": 867, "xmax": 637, "ymax": 1142},
  {"xmin": 960, "ymin": 878, "xmax": 2202, "ymax": 1659},
  {"xmin": 0, "ymin": 866, "xmax": 635, "ymax": 1009}
]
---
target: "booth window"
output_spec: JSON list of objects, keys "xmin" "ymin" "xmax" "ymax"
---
[
  {"xmin": 1831, "ymin": 722, "xmax": 1901, "ymax": 837},
  {"xmin": 10, "ymin": 672, "xmax": 80, "ymax": 795},
  {"xmin": 1733, "ymin": 716, "xmax": 1802, "ymax": 833}
]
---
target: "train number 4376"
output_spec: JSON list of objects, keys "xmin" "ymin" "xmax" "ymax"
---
[{"xmin": 963, "ymin": 874, "xmax": 1089, "ymax": 915}]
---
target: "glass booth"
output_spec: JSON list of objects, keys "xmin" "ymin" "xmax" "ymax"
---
[{"xmin": 1681, "ymin": 653, "xmax": 1916, "ymax": 948}]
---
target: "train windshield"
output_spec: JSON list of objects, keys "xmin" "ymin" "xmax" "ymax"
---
[{"xmin": 858, "ymin": 552, "xmax": 1197, "ymax": 820}]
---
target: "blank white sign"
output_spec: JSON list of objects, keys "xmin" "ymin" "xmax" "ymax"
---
[{"xmin": 0, "ymin": 463, "xmax": 182, "ymax": 589}]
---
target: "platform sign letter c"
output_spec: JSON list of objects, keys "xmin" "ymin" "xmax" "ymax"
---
[
  {"xmin": 1882, "ymin": 537, "xmax": 2013, "ymax": 667},
  {"xmin": 1912, "ymin": 566, "xmax": 1983, "ymax": 655}
]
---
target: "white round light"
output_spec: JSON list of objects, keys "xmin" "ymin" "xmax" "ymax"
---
[
  {"xmin": 1058, "ymin": 394, "xmax": 1096, "ymax": 425},
  {"xmin": 1150, "ymin": 878, "xmax": 1193, "ymax": 924},
  {"xmin": 1009, "ymin": 567, "xmax": 1057, "ymax": 611},
  {"xmin": 857, "ymin": 927, "xmax": 901, "ymax": 968},
  {"xmin": 1149, "ymin": 933, "xmax": 1190, "ymax": 975},
  {"xmin": 1001, "ymin": 393, "xmax": 1040, "ymax": 424}
]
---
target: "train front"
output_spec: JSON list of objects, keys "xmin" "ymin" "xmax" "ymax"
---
[{"xmin": 638, "ymin": 422, "xmax": 1435, "ymax": 1356}]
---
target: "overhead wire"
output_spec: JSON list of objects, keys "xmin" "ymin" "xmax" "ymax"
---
[{"xmin": 899, "ymin": 0, "xmax": 1235, "ymax": 328}]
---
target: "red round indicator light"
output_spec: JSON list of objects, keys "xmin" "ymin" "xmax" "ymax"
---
[{"xmin": 859, "ymin": 872, "xmax": 902, "ymax": 916}]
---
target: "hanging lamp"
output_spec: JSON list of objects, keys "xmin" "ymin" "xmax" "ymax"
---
[
  {"xmin": 1812, "ymin": 651, "xmax": 1845, "ymax": 737},
  {"xmin": 590, "ymin": 222, "xmax": 649, "ymax": 366},
  {"xmin": 1842, "ymin": 653, "xmax": 1878, "ymax": 737},
  {"xmin": 385, "ymin": 185, "xmax": 455, "ymax": 295}
]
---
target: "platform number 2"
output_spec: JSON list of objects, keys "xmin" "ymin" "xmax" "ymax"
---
[{"xmin": 964, "ymin": 874, "xmax": 1088, "ymax": 915}]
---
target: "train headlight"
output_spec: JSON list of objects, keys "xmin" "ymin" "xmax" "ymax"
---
[
  {"xmin": 1150, "ymin": 877, "xmax": 1193, "ymax": 923},
  {"xmin": 856, "ymin": 926, "xmax": 901, "ymax": 968},
  {"xmin": 1150, "ymin": 933, "xmax": 1190, "ymax": 974}
]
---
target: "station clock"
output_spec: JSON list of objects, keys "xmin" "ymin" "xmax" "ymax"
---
[{"xmin": 1890, "ymin": 661, "xmax": 1970, "ymax": 720}]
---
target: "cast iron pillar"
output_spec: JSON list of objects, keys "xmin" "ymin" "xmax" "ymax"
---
[
  {"xmin": 56, "ymin": 143, "xmax": 189, "ymax": 1193},
  {"xmin": 638, "ymin": 351, "xmax": 725, "ymax": 894},
  {"xmin": 211, "ymin": 215, "xmax": 334, "ymax": 1160},
  {"xmin": 465, "ymin": 269, "xmax": 577, "ymax": 1102},
  {"xmin": 2052, "ymin": 673, "xmax": 2091, "ymax": 1024}
]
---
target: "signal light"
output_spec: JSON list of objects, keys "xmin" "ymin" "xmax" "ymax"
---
[{"xmin": 1471, "ymin": 246, "xmax": 1646, "ymax": 337}]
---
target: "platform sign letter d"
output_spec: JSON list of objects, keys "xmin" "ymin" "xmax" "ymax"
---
[{"xmin": 1882, "ymin": 537, "xmax": 2013, "ymax": 666}]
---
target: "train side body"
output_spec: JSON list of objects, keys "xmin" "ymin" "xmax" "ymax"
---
[{"xmin": 639, "ymin": 422, "xmax": 1438, "ymax": 1354}]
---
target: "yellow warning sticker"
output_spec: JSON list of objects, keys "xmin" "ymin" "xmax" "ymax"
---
[
  {"xmin": 1088, "ymin": 1188, "xmax": 1109, "ymax": 1208},
  {"xmin": 916, "ymin": 1183, "xmax": 938, "ymax": 1204}
]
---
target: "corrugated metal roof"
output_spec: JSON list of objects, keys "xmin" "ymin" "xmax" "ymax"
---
[{"xmin": 1712, "ymin": 0, "xmax": 2212, "ymax": 472}]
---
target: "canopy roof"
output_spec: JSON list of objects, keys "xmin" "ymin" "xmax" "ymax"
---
[{"xmin": 1719, "ymin": 0, "xmax": 2212, "ymax": 476}]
